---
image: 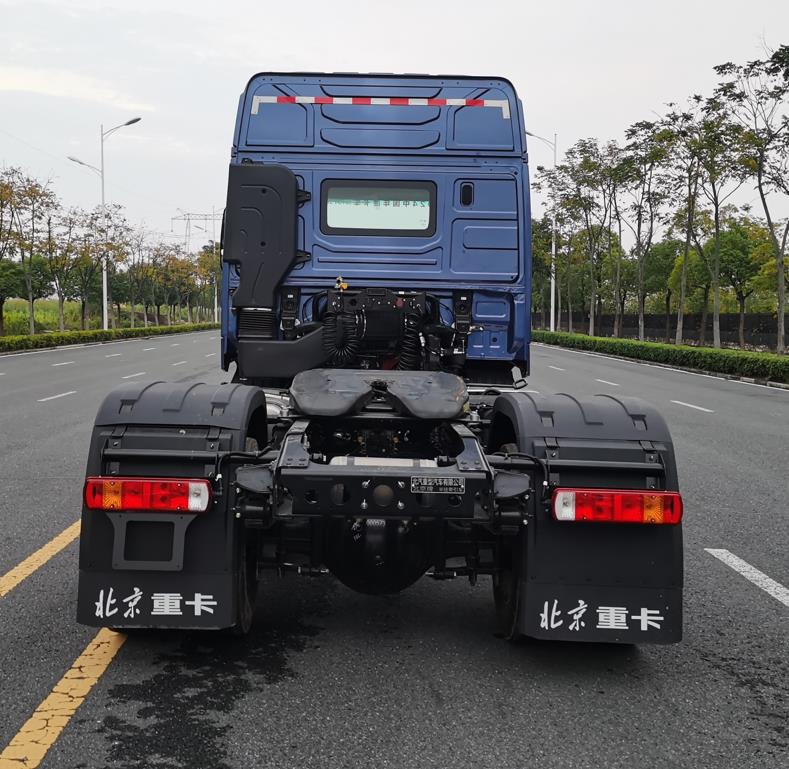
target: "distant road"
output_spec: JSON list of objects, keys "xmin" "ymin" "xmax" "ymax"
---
[{"xmin": 0, "ymin": 331, "xmax": 787, "ymax": 769}]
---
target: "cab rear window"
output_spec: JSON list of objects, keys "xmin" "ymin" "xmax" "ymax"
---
[{"xmin": 321, "ymin": 180, "xmax": 436, "ymax": 237}]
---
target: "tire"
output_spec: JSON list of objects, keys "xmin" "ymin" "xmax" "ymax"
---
[
  {"xmin": 493, "ymin": 535, "xmax": 524, "ymax": 642},
  {"xmin": 231, "ymin": 532, "xmax": 259, "ymax": 636}
]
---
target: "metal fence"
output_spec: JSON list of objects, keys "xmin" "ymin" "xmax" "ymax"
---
[{"xmin": 532, "ymin": 312, "xmax": 789, "ymax": 349}]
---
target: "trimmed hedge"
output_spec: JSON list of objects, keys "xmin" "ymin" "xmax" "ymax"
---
[
  {"xmin": 0, "ymin": 323, "xmax": 220, "ymax": 353},
  {"xmin": 532, "ymin": 330, "xmax": 789, "ymax": 384}
]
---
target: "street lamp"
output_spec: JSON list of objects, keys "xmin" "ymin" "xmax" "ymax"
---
[
  {"xmin": 526, "ymin": 130, "xmax": 558, "ymax": 332},
  {"xmin": 69, "ymin": 117, "xmax": 141, "ymax": 330}
]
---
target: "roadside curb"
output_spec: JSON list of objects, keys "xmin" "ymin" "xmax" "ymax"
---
[
  {"xmin": 0, "ymin": 328, "xmax": 218, "ymax": 358},
  {"xmin": 532, "ymin": 342, "xmax": 789, "ymax": 391}
]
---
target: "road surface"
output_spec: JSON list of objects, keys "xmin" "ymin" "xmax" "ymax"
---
[{"xmin": 0, "ymin": 331, "xmax": 786, "ymax": 769}]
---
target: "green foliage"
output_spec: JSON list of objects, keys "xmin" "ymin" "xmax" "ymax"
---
[
  {"xmin": 533, "ymin": 330, "xmax": 789, "ymax": 383},
  {"xmin": 0, "ymin": 323, "xmax": 220, "ymax": 353}
]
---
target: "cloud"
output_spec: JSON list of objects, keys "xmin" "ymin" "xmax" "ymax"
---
[{"xmin": 0, "ymin": 65, "xmax": 154, "ymax": 112}]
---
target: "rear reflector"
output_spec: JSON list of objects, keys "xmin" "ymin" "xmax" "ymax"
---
[
  {"xmin": 552, "ymin": 488, "xmax": 682, "ymax": 524},
  {"xmin": 84, "ymin": 477, "xmax": 212, "ymax": 513}
]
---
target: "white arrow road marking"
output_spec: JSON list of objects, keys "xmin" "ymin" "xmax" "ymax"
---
[
  {"xmin": 705, "ymin": 549, "xmax": 789, "ymax": 608},
  {"xmin": 671, "ymin": 400, "xmax": 714, "ymax": 413},
  {"xmin": 121, "ymin": 371, "xmax": 146, "ymax": 379},
  {"xmin": 37, "ymin": 390, "xmax": 77, "ymax": 402}
]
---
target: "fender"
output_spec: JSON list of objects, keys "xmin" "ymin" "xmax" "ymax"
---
[{"xmin": 489, "ymin": 392, "xmax": 683, "ymax": 644}]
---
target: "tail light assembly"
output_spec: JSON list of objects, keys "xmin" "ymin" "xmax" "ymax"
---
[
  {"xmin": 84, "ymin": 477, "xmax": 212, "ymax": 513},
  {"xmin": 551, "ymin": 488, "xmax": 682, "ymax": 524}
]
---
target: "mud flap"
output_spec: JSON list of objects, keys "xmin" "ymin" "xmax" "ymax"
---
[
  {"xmin": 491, "ymin": 392, "xmax": 684, "ymax": 644},
  {"xmin": 77, "ymin": 381, "xmax": 267, "ymax": 631}
]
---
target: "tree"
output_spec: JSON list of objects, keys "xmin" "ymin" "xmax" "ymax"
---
[
  {"xmin": 72, "ymin": 209, "xmax": 104, "ymax": 330},
  {"xmin": 0, "ymin": 258, "xmax": 24, "ymax": 336},
  {"xmin": 196, "ymin": 240, "xmax": 221, "ymax": 324},
  {"xmin": 541, "ymin": 139, "xmax": 614, "ymax": 335},
  {"xmin": 43, "ymin": 208, "xmax": 80, "ymax": 331},
  {"xmin": 715, "ymin": 45, "xmax": 789, "ymax": 352},
  {"xmin": 620, "ymin": 120, "xmax": 670, "ymax": 341},
  {"xmin": 7, "ymin": 170, "xmax": 57, "ymax": 334},
  {"xmin": 719, "ymin": 217, "xmax": 770, "ymax": 347},
  {"xmin": 531, "ymin": 217, "xmax": 553, "ymax": 326},
  {"xmin": 648, "ymin": 238, "xmax": 683, "ymax": 341},
  {"xmin": 662, "ymin": 100, "xmax": 704, "ymax": 344},
  {"xmin": 694, "ymin": 97, "xmax": 746, "ymax": 348}
]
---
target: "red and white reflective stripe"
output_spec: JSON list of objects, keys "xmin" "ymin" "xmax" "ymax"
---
[{"xmin": 251, "ymin": 95, "xmax": 511, "ymax": 119}]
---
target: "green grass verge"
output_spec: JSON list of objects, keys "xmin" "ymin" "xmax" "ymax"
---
[
  {"xmin": 0, "ymin": 323, "xmax": 220, "ymax": 353},
  {"xmin": 532, "ymin": 330, "xmax": 789, "ymax": 384}
]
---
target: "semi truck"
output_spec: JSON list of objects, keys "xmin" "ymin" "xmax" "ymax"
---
[{"xmin": 77, "ymin": 73, "xmax": 683, "ymax": 643}]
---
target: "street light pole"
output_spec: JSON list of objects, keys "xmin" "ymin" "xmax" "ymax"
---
[
  {"xmin": 526, "ymin": 130, "xmax": 558, "ymax": 332},
  {"xmin": 69, "ymin": 117, "xmax": 141, "ymax": 330}
]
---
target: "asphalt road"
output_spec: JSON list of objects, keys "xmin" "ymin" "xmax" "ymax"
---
[{"xmin": 0, "ymin": 331, "xmax": 787, "ymax": 769}]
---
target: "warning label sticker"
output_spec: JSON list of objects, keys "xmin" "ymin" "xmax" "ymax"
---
[{"xmin": 410, "ymin": 476, "xmax": 466, "ymax": 494}]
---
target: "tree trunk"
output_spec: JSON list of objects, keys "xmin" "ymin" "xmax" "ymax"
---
[
  {"xmin": 0, "ymin": 298, "xmax": 5, "ymax": 336},
  {"xmin": 738, "ymin": 294, "xmax": 746, "ymax": 349},
  {"xmin": 57, "ymin": 293, "xmax": 66, "ymax": 332},
  {"xmin": 699, "ymin": 288, "xmax": 710, "ymax": 347},
  {"xmin": 638, "ymin": 293, "xmax": 646, "ymax": 342},
  {"xmin": 665, "ymin": 290, "xmax": 672, "ymax": 343},
  {"xmin": 81, "ymin": 298, "xmax": 88, "ymax": 330},
  {"xmin": 129, "ymin": 296, "xmax": 136, "ymax": 328},
  {"xmin": 588, "ymin": 276, "xmax": 595, "ymax": 336},
  {"xmin": 115, "ymin": 302, "xmax": 122, "ymax": 327},
  {"xmin": 712, "ymin": 204, "xmax": 721, "ymax": 349},
  {"xmin": 26, "ymin": 281, "xmax": 35, "ymax": 335}
]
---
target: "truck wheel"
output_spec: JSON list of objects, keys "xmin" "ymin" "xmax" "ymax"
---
[
  {"xmin": 493, "ymin": 535, "xmax": 524, "ymax": 641},
  {"xmin": 231, "ymin": 534, "xmax": 259, "ymax": 636}
]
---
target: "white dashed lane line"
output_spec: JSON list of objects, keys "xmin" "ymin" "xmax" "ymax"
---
[
  {"xmin": 51, "ymin": 361, "xmax": 74, "ymax": 367},
  {"xmin": 121, "ymin": 372, "xmax": 146, "ymax": 379},
  {"xmin": 172, "ymin": 361, "xmax": 187, "ymax": 366},
  {"xmin": 594, "ymin": 378, "xmax": 620, "ymax": 386},
  {"xmin": 548, "ymin": 365, "xmax": 566, "ymax": 371},
  {"xmin": 670, "ymin": 400, "xmax": 714, "ymax": 413},
  {"xmin": 205, "ymin": 353, "xmax": 216, "ymax": 357},
  {"xmin": 142, "ymin": 347, "xmax": 157, "ymax": 351},
  {"xmin": 706, "ymin": 549, "xmax": 789, "ymax": 608},
  {"xmin": 37, "ymin": 390, "xmax": 77, "ymax": 402},
  {"xmin": 105, "ymin": 353, "xmax": 121, "ymax": 358},
  {"xmin": 171, "ymin": 343, "xmax": 181, "ymax": 347}
]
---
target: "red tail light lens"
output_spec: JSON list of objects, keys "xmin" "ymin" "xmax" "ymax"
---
[
  {"xmin": 84, "ymin": 477, "xmax": 212, "ymax": 513},
  {"xmin": 552, "ymin": 488, "xmax": 682, "ymax": 524}
]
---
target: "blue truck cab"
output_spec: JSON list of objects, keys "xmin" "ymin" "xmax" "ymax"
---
[{"xmin": 221, "ymin": 73, "xmax": 532, "ymax": 384}]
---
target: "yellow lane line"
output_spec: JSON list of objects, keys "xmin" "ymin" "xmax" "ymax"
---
[
  {"xmin": 0, "ymin": 628, "xmax": 126, "ymax": 769},
  {"xmin": 0, "ymin": 521, "xmax": 81, "ymax": 599}
]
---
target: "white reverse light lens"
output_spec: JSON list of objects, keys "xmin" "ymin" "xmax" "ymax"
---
[
  {"xmin": 553, "ymin": 490, "xmax": 576, "ymax": 521},
  {"xmin": 188, "ymin": 481, "xmax": 211, "ymax": 512}
]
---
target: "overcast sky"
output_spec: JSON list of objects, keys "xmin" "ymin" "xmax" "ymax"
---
[{"xmin": 1, "ymin": 0, "xmax": 787, "ymax": 248}]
